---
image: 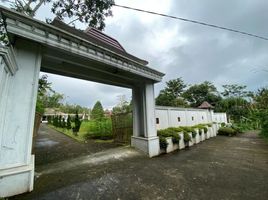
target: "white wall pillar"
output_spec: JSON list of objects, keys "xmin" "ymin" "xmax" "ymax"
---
[
  {"xmin": 131, "ymin": 83, "xmax": 159, "ymax": 157},
  {"xmin": 0, "ymin": 39, "xmax": 41, "ymax": 197}
]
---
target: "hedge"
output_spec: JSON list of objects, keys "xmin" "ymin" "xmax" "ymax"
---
[{"xmin": 218, "ymin": 127, "xmax": 237, "ymax": 136}]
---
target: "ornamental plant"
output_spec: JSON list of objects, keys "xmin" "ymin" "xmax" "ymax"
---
[
  {"xmin": 66, "ymin": 115, "xmax": 72, "ymax": 130},
  {"xmin": 218, "ymin": 127, "xmax": 237, "ymax": 136},
  {"xmin": 72, "ymin": 111, "xmax": 81, "ymax": 135},
  {"xmin": 159, "ymin": 136, "xmax": 168, "ymax": 149},
  {"xmin": 183, "ymin": 132, "xmax": 191, "ymax": 143},
  {"xmin": 191, "ymin": 129, "xmax": 198, "ymax": 138},
  {"xmin": 157, "ymin": 129, "xmax": 181, "ymax": 144}
]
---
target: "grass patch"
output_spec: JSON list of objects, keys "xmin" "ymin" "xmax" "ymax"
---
[
  {"xmin": 49, "ymin": 119, "xmax": 113, "ymax": 142},
  {"xmin": 48, "ymin": 125, "xmax": 85, "ymax": 142}
]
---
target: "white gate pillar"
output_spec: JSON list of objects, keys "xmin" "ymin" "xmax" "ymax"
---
[
  {"xmin": 131, "ymin": 83, "xmax": 160, "ymax": 157},
  {"xmin": 0, "ymin": 39, "xmax": 41, "ymax": 197}
]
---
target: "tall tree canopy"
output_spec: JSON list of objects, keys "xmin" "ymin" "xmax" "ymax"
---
[
  {"xmin": 221, "ymin": 84, "xmax": 251, "ymax": 98},
  {"xmin": 182, "ymin": 81, "xmax": 221, "ymax": 107},
  {"xmin": 91, "ymin": 101, "xmax": 105, "ymax": 120},
  {"xmin": 112, "ymin": 95, "xmax": 132, "ymax": 114},
  {"xmin": 155, "ymin": 78, "xmax": 188, "ymax": 107},
  {"xmin": 8, "ymin": 0, "xmax": 114, "ymax": 30}
]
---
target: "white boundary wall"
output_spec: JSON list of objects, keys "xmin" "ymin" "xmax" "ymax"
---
[{"xmin": 155, "ymin": 106, "xmax": 227, "ymax": 130}]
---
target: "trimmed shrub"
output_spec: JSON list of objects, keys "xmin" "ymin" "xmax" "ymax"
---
[
  {"xmin": 191, "ymin": 129, "xmax": 198, "ymax": 138},
  {"xmin": 72, "ymin": 112, "xmax": 81, "ymax": 134},
  {"xmin": 167, "ymin": 127, "xmax": 183, "ymax": 132},
  {"xmin": 159, "ymin": 136, "xmax": 168, "ymax": 149},
  {"xmin": 193, "ymin": 124, "xmax": 208, "ymax": 134},
  {"xmin": 218, "ymin": 127, "xmax": 236, "ymax": 136},
  {"xmin": 180, "ymin": 126, "xmax": 194, "ymax": 133},
  {"xmin": 183, "ymin": 132, "xmax": 191, "ymax": 143},
  {"xmin": 157, "ymin": 129, "xmax": 181, "ymax": 144},
  {"xmin": 66, "ymin": 115, "xmax": 72, "ymax": 130},
  {"xmin": 198, "ymin": 128, "xmax": 202, "ymax": 136}
]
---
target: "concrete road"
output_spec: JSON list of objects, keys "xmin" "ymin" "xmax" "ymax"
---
[
  {"xmin": 12, "ymin": 131, "xmax": 268, "ymax": 200},
  {"xmin": 34, "ymin": 124, "xmax": 121, "ymax": 166}
]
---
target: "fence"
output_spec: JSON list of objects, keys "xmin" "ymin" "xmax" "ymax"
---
[
  {"xmin": 155, "ymin": 106, "xmax": 227, "ymax": 130},
  {"xmin": 111, "ymin": 112, "xmax": 133, "ymax": 144}
]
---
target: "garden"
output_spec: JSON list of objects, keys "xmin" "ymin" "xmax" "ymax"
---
[{"xmin": 47, "ymin": 112, "xmax": 113, "ymax": 142}]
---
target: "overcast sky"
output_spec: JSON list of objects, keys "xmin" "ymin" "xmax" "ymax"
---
[{"xmin": 4, "ymin": 0, "xmax": 268, "ymax": 109}]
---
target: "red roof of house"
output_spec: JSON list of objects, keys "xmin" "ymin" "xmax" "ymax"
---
[{"xmin": 198, "ymin": 101, "xmax": 214, "ymax": 109}]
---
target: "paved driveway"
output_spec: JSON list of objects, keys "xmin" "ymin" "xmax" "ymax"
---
[
  {"xmin": 34, "ymin": 124, "xmax": 121, "ymax": 166},
  {"xmin": 12, "ymin": 131, "xmax": 268, "ymax": 200}
]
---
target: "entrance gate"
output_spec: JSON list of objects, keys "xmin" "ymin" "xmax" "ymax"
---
[{"xmin": 0, "ymin": 6, "xmax": 164, "ymax": 197}]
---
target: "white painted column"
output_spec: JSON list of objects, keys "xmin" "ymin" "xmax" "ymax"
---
[
  {"xmin": 0, "ymin": 39, "xmax": 41, "ymax": 198},
  {"xmin": 131, "ymin": 83, "xmax": 160, "ymax": 157}
]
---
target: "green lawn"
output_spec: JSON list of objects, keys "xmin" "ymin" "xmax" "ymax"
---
[{"xmin": 48, "ymin": 119, "xmax": 113, "ymax": 142}]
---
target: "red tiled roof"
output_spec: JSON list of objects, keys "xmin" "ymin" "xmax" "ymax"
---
[{"xmin": 198, "ymin": 101, "xmax": 214, "ymax": 109}]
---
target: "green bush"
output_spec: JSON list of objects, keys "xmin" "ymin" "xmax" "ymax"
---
[
  {"xmin": 167, "ymin": 127, "xmax": 183, "ymax": 132},
  {"xmin": 72, "ymin": 112, "xmax": 81, "ymax": 134},
  {"xmin": 157, "ymin": 129, "xmax": 181, "ymax": 144},
  {"xmin": 180, "ymin": 126, "xmax": 195, "ymax": 133},
  {"xmin": 84, "ymin": 132, "xmax": 113, "ymax": 140},
  {"xmin": 221, "ymin": 122, "xmax": 226, "ymax": 127},
  {"xmin": 159, "ymin": 136, "xmax": 168, "ymax": 149},
  {"xmin": 198, "ymin": 128, "xmax": 202, "ymax": 135},
  {"xmin": 260, "ymin": 112, "xmax": 268, "ymax": 138},
  {"xmin": 66, "ymin": 115, "xmax": 72, "ymax": 130},
  {"xmin": 218, "ymin": 127, "xmax": 237, "ymax": 136},
  {"xmin": 183, "ymin": 132, "xmax": 191, "ymax": 143},
  {"xmin": 193, "ymin": 124, "xmax": 208, "ymax": 134},
  {"xmin": 231, "ymin": 124, "xmax": 243, "ymax": 133},
  {"xmin": 191, "ymin": 129, "xmax": 198, "ymax": 138}
]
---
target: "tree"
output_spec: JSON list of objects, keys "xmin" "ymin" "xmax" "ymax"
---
[
  {"xmin": 59, "ymin": 103, "xmax": 90, "ymax": 114},
  {"xmin": 164, "ymin": 78, "xmax": 187, "ymax": 99},
  {"xmin": 155, "ymin": 78, "xmax": 188, "ymax": 107},
  {"xmin": 221, "ymin": 84, "xmax": 251, "ymax": 98},
  {"xmin": 215, "ymin": 97, "xmax": 250, "ymax": 122},
  {"xmin": 43, "ymin": 92, "xmax": 65, "ymax": 108},
  {"xmin": 66, "ymin": 115, "xmax": 72, "ymax": 130},
  {"xmin": 182, "ymin": 81, "xmax": 221, "ymax": 107},
  {"xmin": 36, "ymin": 75, "xmax": 53, "ymax": 114},
  {"xmin": 72, "ymin": 111, "xmax": 81, "ymax": 135},
  {"xmin": 91, "ymin": 101, "xmax": 105, "ymax": 120},
  {"xmin": 8, "ymin": 0, "xmax": 114, "ymax": 30},
  {"xmin": 112, "ymin": 95, "xmax": 132, "ymax": 114},
  {"xmin": 251, "ymin": 87, "xmax": 268, "ymax": 135}
]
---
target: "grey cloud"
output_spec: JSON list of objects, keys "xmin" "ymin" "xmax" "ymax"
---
[{"xmin": 39, "ymin": 0, "xmax": 268, "ymax": 107}]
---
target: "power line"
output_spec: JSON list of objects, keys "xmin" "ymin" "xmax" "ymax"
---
[{"xmin": 113, "ymin": 4, "xmax": 268, "ymax": 41}]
